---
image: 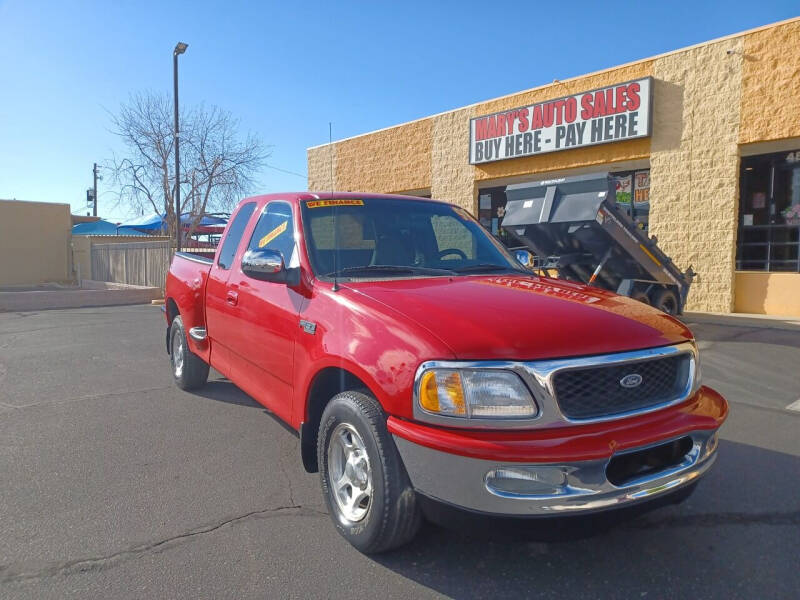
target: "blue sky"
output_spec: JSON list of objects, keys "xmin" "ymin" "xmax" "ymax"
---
[{"xmin": 0, "ymin": 1, "xmax": 797, "ymax": 221}]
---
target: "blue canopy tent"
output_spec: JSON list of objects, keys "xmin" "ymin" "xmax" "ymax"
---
[
  {"xmin": 118, "ymin": 213, "xmax": 167, "ymax": 233},
  {"xmin": 71, "ymin": 220, "xmax": 148, "ymax": 236},
  {"xmin": 117, "ymin": 213, "xmax": 228, "ymax": 234}
]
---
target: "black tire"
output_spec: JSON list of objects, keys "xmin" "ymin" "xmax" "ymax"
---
[
  {"xmin": 318, "ymin": 390, "xmax": 421, "ymax": 554},
  {"xmin": 631, "ymin": 290, "xmax": 651, "ymax": 305},
  {"xmin": 169, "ymin": 315, "xmax": 210, "ymax": 390},
  {"xmin": 652, "ymin": 288, "xmax": 680, "ymax": 315}
]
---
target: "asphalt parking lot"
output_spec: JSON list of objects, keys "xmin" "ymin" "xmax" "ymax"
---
[{"xmin": 1, "ymin": 304, "xmax": 798, "ymax": 599}]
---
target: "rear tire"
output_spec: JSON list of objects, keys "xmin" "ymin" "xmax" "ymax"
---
[
  {"xmin": 169, "ymin": 315, "xmax": 209, "ymax": 390},
  {"xmin": 631, "ymin": 290, "xmax": 651, "ymax": 305},
  {"xmin": 318, "ymin": 390, "xmax": 421, "ymax": 554},
  {"xmin": 652, "ymin": 288, "xmax": 680, "ymax": 315}
]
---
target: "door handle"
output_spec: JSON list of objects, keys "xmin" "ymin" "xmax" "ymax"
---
[{"xmin": 226, "ymin": 290, "xmax": 239, "ymax": 306}]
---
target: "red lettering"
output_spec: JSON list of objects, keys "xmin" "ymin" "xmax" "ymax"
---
[
  {"xmin": 593, "ymin": 90, "xmax": 606, "ymax": 118},
  {"xmin": 475, "ymin": 117, "xmax": 490, "ymax": 141},
  {"xmin": 552, "ymin": 100, "xmax": 564, "ymax": 125},
  {"xmin": 626, "ymin": 83, "xmax": 641, "ymax": 111},
  {"xmin": 518, "ymin": 108, "xmax": 529, "ymax": 132},
  {"xmin": 487, "ymin": 115, "xmax": 498, "ymax": 138},
  {"xmin": 606, "ymin": 89, "xmax": 616, "ymax": 114},
  {"xmin": 542, "ymin": 102, "xmax": 554, "ymax": 127},
  {"xmin": 580, "ymin": 93, "xmax": 593, "ymax": 120},
  {"xmin": 507, "ymin": 110, "xmax": 517, "ymax": 134},
  {"xmin": 565, "ymin": 97, "xmax": 577, "ymax": 123},
  {"xmin": 616, "ymin": 85, "xmax": 628, "ymax": 112},
  {"xmin": 531, "ymin": 105, "xmax": 543, "ymax": 129}
]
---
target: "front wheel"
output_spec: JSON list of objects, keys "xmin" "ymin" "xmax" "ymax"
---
[
  {"xmin": 318, "ymin": 390, "xmax": 421, "ymax": 553},
  {"xmin": 169, "ymin": 315, "xmax": 209, "ymax": 390}
]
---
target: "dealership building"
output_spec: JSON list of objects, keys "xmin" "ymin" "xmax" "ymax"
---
[{"xmin": 308, "ymin": 18, "xmax": 800, "ymax": 316}]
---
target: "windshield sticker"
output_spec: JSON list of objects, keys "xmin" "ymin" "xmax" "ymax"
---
[
  {"xmin": 306, "ymin": 199, "xmax": 364, "ymax": 208},
  {"xmin": 258, "ymin": 220, "xmax": 288, "ymax": 248}
]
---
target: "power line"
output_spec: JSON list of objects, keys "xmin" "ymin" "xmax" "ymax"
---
[{"xmin": 264, "ymin": 163, "xmax": 307, "ymax": 179}]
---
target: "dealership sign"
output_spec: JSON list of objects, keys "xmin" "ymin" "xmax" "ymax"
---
[{"xmin": 469, "ymin": 77, "xmax": 652, "ymax": 164}]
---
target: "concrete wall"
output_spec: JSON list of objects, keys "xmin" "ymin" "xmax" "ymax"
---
[
  {"xmin": 307, "ymin": 17, "xmax": 800, "ymax": 315},
  {"xmin": 734, "ymin": 272, "xmax": 800, "ymax": 316},
  {"xmin": 0, "ymin": 200, "xmax": 72, "ymax": 287}
]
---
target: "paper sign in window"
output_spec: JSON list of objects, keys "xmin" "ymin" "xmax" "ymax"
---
[
  {"xmin": 307, "ymin": 199, "xmax": 364, "ymax": 208},
  {"xmin": 258, "ymin": 220, "xmax": 288, "ymax": 248}
]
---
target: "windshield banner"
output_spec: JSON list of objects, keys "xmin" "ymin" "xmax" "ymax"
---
[{"xmin": 469, "ymin": 77, "xmax": 652, "ymax": 164}]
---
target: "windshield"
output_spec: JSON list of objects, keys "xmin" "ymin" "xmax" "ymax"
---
[{"xmin": 300, "ymin": 197, "xmax": 524, "ymax": 280}]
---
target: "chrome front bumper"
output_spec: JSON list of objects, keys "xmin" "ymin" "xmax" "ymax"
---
[{"xmin": 393, "ymin": 429, "xmax": 719, "ymax": 516}]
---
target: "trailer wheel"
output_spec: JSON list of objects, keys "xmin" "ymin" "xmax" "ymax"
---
[
  {"xmin": 652, "ymin": 289, "xmax": 679, "ymax": 315},
  {"xmin": 631, "ymin": 291, "xmax": 650, "ymax": 305}
]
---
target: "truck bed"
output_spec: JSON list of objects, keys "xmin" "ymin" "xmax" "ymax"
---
[{"xmin": 165, "ymin": 252, "xmax": 212, "ymax": 358}]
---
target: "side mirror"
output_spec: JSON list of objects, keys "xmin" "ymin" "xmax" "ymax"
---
[{"xmin": 241, "ymin": 248, "xmax": 287, "ymax": 283}]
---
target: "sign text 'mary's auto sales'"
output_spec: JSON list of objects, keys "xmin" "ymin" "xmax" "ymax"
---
[{"xmin": 469, "ymin": 77, "xmax": 652, "ymax": 164}]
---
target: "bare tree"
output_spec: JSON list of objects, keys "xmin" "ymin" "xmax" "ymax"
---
[{"xmin": 109, "ymin": 92, "xmax": 266, "ymax": 240}]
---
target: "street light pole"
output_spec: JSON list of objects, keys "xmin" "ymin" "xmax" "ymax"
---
[{"xmin": 173, "ymin": 41, "xmax": 188, "ymax": 252}]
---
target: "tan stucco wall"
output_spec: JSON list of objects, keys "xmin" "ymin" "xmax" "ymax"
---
[
  {"xmin": 307, "ymin": 18, "xmax": 800, "ymax": 315},
  {"xmin": 648, "ymin": 37, "xmax": 744, "ymax": 313},
  {"xmin": 0, "ymin": 200, "xmax": 72, "ymax": 287},
  {"xmin": 431, "ymin": 108, "xmax": 475, "ymax": 211},
  {"xmin": 734, "ymin": 272, "xmax": 800, "ymax": 316},
  {"xmin": 309, "ymin": 119, "xmax": 433, "ymax": 195},
  {"xmin": 72, "ymin": 235, "xmax": 171, "ymax": 282},
  {"xmin": 739, "ymin": 20, "xmax": 800, "ymax": 145}
]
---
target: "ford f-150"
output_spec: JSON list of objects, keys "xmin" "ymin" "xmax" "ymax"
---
[{"xmin": 164, "ymin": 192, "xmax": 728, "ymax": 553}]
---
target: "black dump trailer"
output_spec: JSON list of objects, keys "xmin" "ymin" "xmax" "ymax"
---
[{"xmin": 501, "ymin": 173, "xmax": 694, "ymax": 315}]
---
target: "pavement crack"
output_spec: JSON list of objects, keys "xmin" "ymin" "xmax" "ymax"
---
[
  {"xmin": 2, "ymin": 386, "xmax": 175, "ymax": 410},
  {"xmin": 0, "ymin": 504, "xmax": 327, "ymax": 584}
]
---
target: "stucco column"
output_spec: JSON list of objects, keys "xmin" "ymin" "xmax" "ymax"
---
[{"xmin": 649, "ymin": 38, "xmax": 744, "ymax": 313}]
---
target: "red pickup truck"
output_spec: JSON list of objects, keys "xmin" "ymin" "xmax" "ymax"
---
[{"xmin": 165, "ymin": 192, "xmax": 728, "ymax": 553}]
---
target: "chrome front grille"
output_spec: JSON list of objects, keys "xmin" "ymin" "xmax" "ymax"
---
[{"xmin": 552, "ymin": 353, "xmax": 691, "ymax": 420}]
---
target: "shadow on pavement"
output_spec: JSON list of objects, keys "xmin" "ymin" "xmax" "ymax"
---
[
  {"xmin": 372, "ymin": 440, "xmax": 800, "ymax": 599},
  {"xmin": 686, "ymin": 320, "xmax": 800, "ymax": 349},
  {"xmin": 191, "ymin": 379, "xmax": 264, "ymax": 409},
  {"xmin": 190, "ymin": 379, "xmax": 300, "ymax": 438}
]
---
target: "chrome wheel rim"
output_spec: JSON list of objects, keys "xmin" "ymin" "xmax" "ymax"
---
[
  {"xmin": 172, "ymin": 331, "xmax": 184, "ymax": 378},
  {"xmin": 327, "ymin": 423, "xmax": 372, "ymax": 523}
]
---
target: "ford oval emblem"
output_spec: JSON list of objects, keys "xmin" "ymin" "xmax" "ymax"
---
[{"xmin": 620, "ymin": 373, "xmax": 643, "ymax": 388}]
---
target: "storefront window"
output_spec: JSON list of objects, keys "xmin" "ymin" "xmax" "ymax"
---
[
  {"xmin": 479, "ymin": 169, "xmax": 651, "ymax": 247},
  {"xmin": 478, "ymin": 186, "xmax": 512, "ymax": 245},
  {"xmin": 611, "ymin": 169, "xmax": 650, "ymax": 231},
  {"xmin": 737, "ymin": 151, "xmax": 800, "ymax": 272}
]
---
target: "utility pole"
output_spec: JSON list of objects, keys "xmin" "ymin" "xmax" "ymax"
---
[
  {"xmin": 173, "ymin": 41, "xmax": 188, "ymax": 252},
  {"xmin": 92, "ymin": 163, "xmax": 99, "ymax": 217}
]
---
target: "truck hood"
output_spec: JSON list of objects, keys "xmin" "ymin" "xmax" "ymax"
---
[{"xmin": 344, "ymin": 274, "xmax": 692, "ymax": 360}]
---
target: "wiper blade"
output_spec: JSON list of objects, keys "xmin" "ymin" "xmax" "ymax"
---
[
  {"xmin": 325, "ymin": 265, "xmax": 457, "ymax": 277},
  {"xmin": 453, "ymin": 263, "xmax": 520, "ymax": 273}
]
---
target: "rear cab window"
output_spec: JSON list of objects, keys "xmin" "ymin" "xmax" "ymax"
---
[{"xmin": 217, "ymin": 202, "xmax": 257, "ymax": 270}]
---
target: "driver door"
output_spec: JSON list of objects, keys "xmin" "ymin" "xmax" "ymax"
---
[{"xmin": 224, "ymin": 200, "xmax": 302, "ymax": 424}]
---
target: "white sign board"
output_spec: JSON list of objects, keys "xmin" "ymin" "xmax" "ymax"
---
[{"xmin": 469, "ymin": 77, "xmax": 652, "ymax": 164}]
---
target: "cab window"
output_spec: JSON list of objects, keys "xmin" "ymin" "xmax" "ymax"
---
[
  {"xmin": 217, "ymin": 202, "xmax": 256, "ymax": 270},
  {"xmin": 246, "ymin": 201, "xmax": 296, "ymax": 266}
]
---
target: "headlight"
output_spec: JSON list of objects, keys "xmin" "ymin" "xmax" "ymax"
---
[{"xmin": 417, "ymin": 368, "xmax": 537, "ymax": 420}]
